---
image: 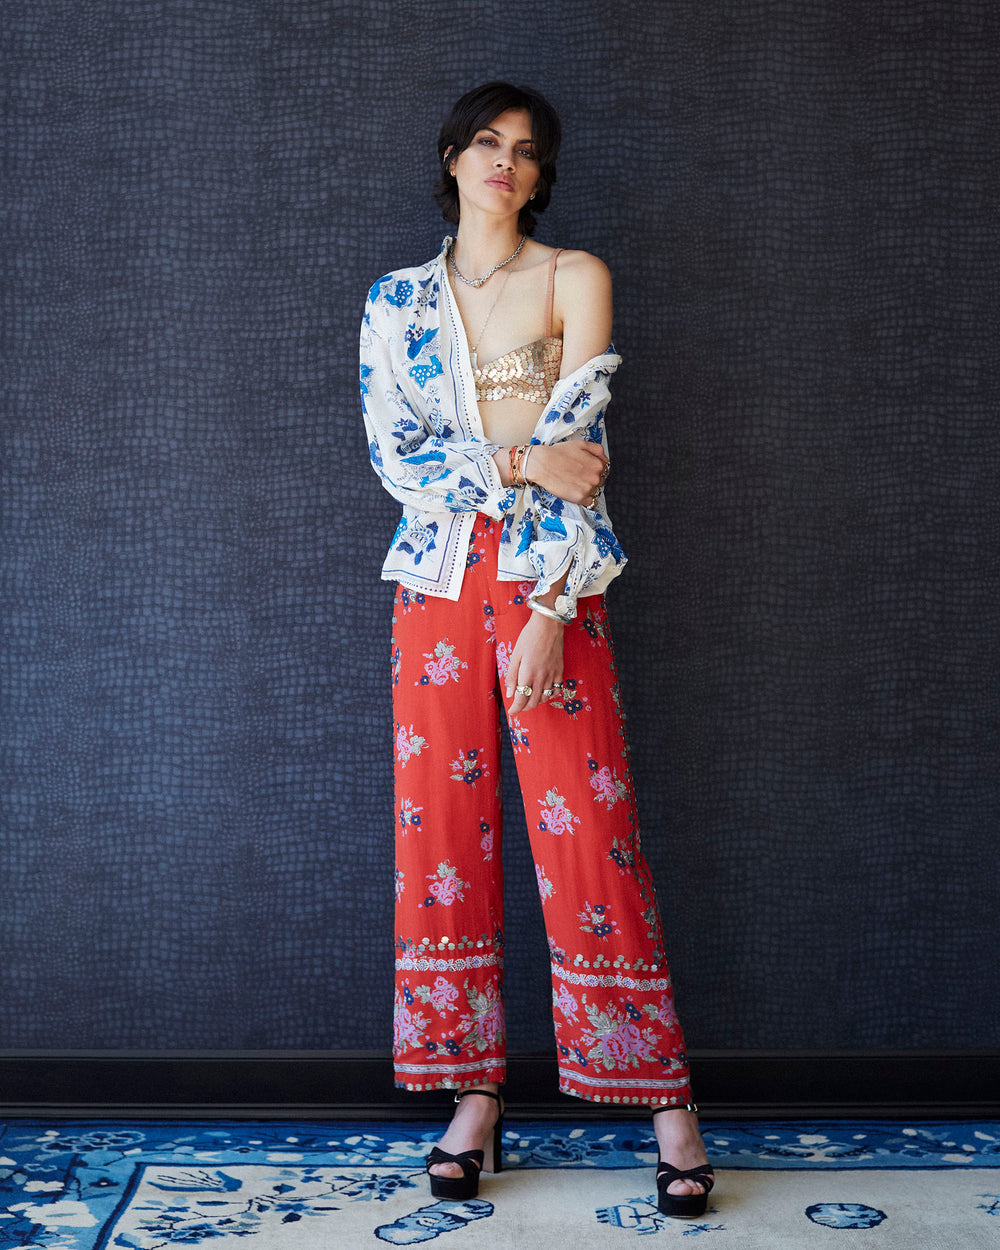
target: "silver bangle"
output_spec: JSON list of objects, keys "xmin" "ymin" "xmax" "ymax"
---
[
  {"xmin": 530, "ymin": 601, "xmax": 572, "ymax": 625},
  {"xmin": 521, "ymin": 444, "xmax": 534, "ymax": 485}
]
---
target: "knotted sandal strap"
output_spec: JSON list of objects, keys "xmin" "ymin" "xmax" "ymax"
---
[
  {"xmin": 655, "ymin": 1161, "xmax": 716, "ymax": 1193},
  {"xmin": 425, "ymin": 1145, "xmax": 485, "ymax": 1175}
]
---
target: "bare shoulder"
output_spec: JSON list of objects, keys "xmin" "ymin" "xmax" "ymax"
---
[{"xmin": 554, "ymin": 248, "xmax": 612, "ymax": 295}]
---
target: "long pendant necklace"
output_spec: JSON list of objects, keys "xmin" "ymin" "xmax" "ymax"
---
[
  {"xmin": 449, "ymin": 234, "xmax": 526, "ymax": 288},
  {"xmin": 468, "ymin": 265, "xmax": 516, "ymax": 371}
]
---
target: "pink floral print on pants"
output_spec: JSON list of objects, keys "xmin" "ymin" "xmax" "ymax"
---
[{"xmin": 390, "ymin": 514, "xmax": 692, "ymax": 1107}]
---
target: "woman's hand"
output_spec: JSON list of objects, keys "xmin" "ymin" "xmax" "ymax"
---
[
  {"xmin": 505, "ymin": 612, "xmax": 565, "ymax": 714},
  {"xmin": 527, "ymin": 441, "xmax": 608, "ymax": 507}
]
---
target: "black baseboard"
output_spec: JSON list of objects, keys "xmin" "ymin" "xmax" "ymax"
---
[{"xmin": 1, "ymin": 1050, "xmax": 998, "ymax": 1119}]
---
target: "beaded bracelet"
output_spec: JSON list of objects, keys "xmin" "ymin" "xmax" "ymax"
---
[{"xmin": 508, "ymin": 443, "xmax": 530, "ymax": 488}]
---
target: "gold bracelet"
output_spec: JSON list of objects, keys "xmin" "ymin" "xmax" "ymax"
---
[{"xmin": 511, "ymin": 444, "xmax": 529, "ymax": 488}]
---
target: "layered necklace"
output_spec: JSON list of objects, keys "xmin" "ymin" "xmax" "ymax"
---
[{"xmin": 448, "ymin": 235, "xmax": 526, "ymax": 288}]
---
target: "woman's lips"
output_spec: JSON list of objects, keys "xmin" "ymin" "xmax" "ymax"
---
[{"xmin": 486, "ymin": 177, "xmax": 514, "ymax": 191}]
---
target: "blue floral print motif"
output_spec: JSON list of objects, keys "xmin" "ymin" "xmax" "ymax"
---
[
  {"xmin": 360, "ymin": 361, "xmax": 374, "ymax": 417},
  {"xmin": 550, "ymin": 677, "xmax": 590, "ymax": 717},
  {"xmin": 385, "ymin": 279, "xmax": 414, "ymax": 307},
  {"xmin": 397, "ymin": 587, "xmax": 427, "ymax": 614},
  {"xmin": 608, "ymin": 835, "xmax": 636, "ymax": 874},
  {"xmin": 581, "ymin": 606, "xmax": 610, "ymax": 646},
  {"xmin": 450, "ymin": 748, "xmax": 486, "ymax": 785},
  {"xmin": 405, "ymin": 325, "xmax": 438, "ymax": 359},
  {"xmin": 397, "ymin": 517, "xmax": 439, "ymax": 564},
  {"xmin": 578, "ymin": 902, "xmax": 621, "ymax": 939},
  {"xmin": 409, "ymin": 354, "xmax": 443, "ymax": 388},
  {"xmin": 398, "ymin": 798, "xmax": 423, "ymax": 835}
]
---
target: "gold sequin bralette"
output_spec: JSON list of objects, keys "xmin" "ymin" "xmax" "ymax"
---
[
  {"xmin": 472, "ymin": 247, "xmax": 564, "ymax": 404},
  {"xmin": 473, "ymin": 335, "xmax": 563, "ymax": 404}
]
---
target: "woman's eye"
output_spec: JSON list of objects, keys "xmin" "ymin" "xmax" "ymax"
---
[
  {"xmin": 478, "ymin": 137, "xmax": 496, "ymax": 146},
  {"xmin": 519, "ymin": 148, "xmax": 536, "ymax": 159}
]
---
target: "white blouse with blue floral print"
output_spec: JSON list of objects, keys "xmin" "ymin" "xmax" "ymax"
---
[{"xmin": 360, "ymin": 238, "xmax": 627, "ymax": 618}]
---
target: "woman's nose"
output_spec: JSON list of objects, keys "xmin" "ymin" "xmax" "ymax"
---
[{"xmin": 495, "ymin": 151, "xmax": 514, "ymax": 170}]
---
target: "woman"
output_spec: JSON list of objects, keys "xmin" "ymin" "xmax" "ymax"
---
[{"xmin": 360, "ymin": 81, "xmax": 714, "ymax": 1218}]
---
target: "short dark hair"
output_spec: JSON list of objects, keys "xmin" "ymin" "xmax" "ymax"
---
[{"xmin": 434, "ymin": 82, "xmax": 562, "ymax": 237}]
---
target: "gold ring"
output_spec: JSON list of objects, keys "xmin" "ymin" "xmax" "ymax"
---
[{"xmin": 517, "ymin": 684, "xmax": 532, "ymax": 697}]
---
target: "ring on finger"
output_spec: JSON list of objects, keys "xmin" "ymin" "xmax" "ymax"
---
[
  {"xmin": 542, "ymin": 686, "xmax": 556, "ymax": 697},
  {"xmin": 517, "ymin": 684, "xmax": 533, "ymax": 697}
]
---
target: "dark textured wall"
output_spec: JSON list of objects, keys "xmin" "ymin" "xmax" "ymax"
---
[{"xmin": 2, "ymin": 0, "xmax": 997, "ymax": 1053}]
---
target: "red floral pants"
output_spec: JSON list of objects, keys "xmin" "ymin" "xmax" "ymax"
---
[{"xmin": 391, "ymin": 514, "xmax": 692, "ymax": 1106}]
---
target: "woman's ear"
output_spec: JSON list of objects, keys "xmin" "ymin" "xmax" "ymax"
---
[{"xmin": 442, "ymin": 145, "xmax": 455, "ymax": 174}]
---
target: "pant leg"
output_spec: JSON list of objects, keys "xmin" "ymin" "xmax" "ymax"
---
[
  {"xmin": 390, "ymin": 518, "xmax": 507, "ymax": 1091},
  {"xmin": 490, "ymin": 580, "xmax": 693, "ymax": 1108}
]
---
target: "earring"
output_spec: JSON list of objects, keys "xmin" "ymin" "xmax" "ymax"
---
[{"xmin": 529, "ymin": 192, "xmax": 536, "ymax": 200}]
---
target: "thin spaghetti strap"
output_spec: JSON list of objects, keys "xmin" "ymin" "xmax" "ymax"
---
[{"xmin": 544, "ymin": 249, "xmax": 563, "ymax": 337}]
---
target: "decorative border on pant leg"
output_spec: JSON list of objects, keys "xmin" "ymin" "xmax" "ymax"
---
[
  {"xmin": 552, "ymin": 963, "xmax": 673, "ymax": 992},
  {"xmin": 395, "ymin": 952, "xmax": 502, "ymax": 973},
  {"xmin": 558, "ymin": 1066, "xmax": 692, "ymax": 1106},
  {"xmin": 395, "ymin": 1058, "xmax": 506, "ymax": 1092}
]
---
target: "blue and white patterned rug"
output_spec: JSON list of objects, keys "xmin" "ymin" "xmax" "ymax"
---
[{"xmin": 1, "ymin": 1119, "xmax": 998, "ymax": 1247}]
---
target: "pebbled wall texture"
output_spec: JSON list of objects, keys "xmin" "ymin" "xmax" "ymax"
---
[{"xmin": 2, "ymin": 0, "xmax": 997, "ymax": 1054}]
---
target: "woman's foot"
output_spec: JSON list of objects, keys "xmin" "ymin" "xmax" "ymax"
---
[
  {"xmin": 652, "ymin": 1103, "xmax": 715, "ymax": 1217},
  {"xmin": 426, "ymin": 1085, "xmax": 504, "ymax": 1196}
]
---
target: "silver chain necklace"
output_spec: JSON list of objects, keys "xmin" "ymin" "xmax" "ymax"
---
[{"xmin": 448, "ymin": 235, "xmax": 526, "ymax": 288}]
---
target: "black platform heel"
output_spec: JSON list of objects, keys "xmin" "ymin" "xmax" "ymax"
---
[
  {"xmin": 425, "ymin": 1088, "xmax": 504, "ymax": 1201},
  {"xmin": 652, "ymin": 1103, "xmax": 715, "ymax": 1219}
]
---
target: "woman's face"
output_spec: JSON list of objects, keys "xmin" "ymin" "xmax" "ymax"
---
[{"xmin": 449, "ymin": 108, "xmax": 540, "ymax": 223}]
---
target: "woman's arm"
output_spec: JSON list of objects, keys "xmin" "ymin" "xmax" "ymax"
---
[
  {"xmin": 504, "ymin": 252, "xmax": 614, "ymax": 505},
  {"xmin": 504, "ymin": 252, "xmax": 617, "ymax": 715},
  {"xmin": 556, "ymin": 250, "xmax": 614, "ymax": 377}
]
